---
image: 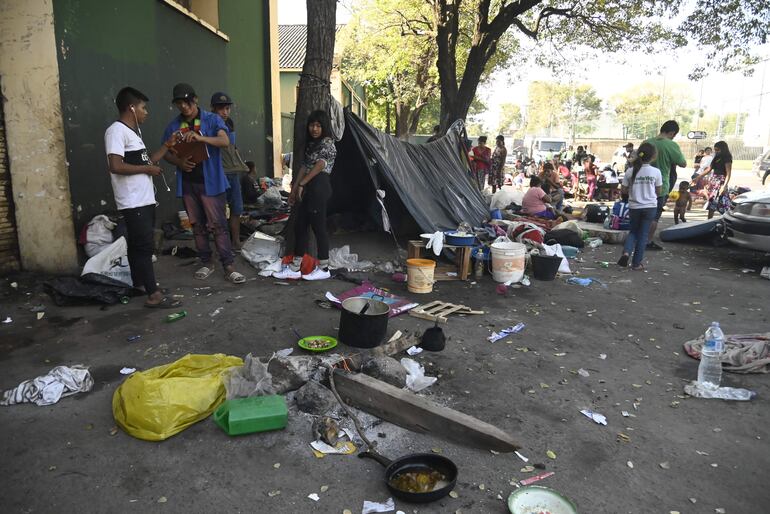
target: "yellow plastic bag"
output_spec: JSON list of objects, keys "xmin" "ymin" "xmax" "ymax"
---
[{"xmin": 112, "ymin": 353, "xmax": 243, "ymax": 441}]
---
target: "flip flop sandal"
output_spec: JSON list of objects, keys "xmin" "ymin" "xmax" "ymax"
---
[
  {"xmin": 144, "ymin": 296, "xmax": 182, "ymax": 309},
  {"xmin": 194, "ymin": 266, "xmax": 215, "ymax": 280},
  {"xmin": 226, "ymin": 271, "xmax": 246, "ymax": 284}
]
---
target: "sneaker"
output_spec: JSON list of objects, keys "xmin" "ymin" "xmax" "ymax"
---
[
  {"xmin": 273, "ymin": 266, "xmax": 301, "ymax": 280},
  {"xmin": 646, "ymin": 241, "xmax": 664, "ymax": 251},
  {"xmin": 301, "ymin": 267, "xmax": 331, "ymax": 281}
]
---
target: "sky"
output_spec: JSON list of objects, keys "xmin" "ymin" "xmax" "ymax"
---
[{"xmin": 278, "ymin": 1, "xmax": 770, "ymax": 143}]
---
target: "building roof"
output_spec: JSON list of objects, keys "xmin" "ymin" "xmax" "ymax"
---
[{"xmin": 278, "ymin": 24, "xmax": 343, "ymax": 70}]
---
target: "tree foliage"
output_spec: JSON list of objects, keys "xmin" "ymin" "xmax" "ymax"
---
[
  {"xmin": 339, "ymin": 0, "xmax": 439, "ymax": 138},
  {"xmin": 610, "ymin": 83, "xmax": 694, "ymax": 139},
  {"xmin": 680, "ymin": 0, "xmax": 770, "ymax": 80},
  {"xmin": 497, "ymin": 103, "xmax": 523, "ymax": 135},
  {"xmin": 525, "ymin": 81, "xmax": 601, "ymax": 138}
]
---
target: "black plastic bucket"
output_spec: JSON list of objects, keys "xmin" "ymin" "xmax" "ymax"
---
[
  {"xmin": 338, "ymin": 296, "xmax": 390, "ymax": 348},
  {"xmin": 531, "ymin": 254, "xmax": 562, "ymax": 281}
]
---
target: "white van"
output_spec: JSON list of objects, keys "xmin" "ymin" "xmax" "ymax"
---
[{"xmin": 528, "ymin": 137, "xmax": 568, "ymax": 163}]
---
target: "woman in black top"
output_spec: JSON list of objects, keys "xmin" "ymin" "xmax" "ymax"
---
[{"xmin": 692, "ymin": 140, "xmax": 732, "ymax": 219}]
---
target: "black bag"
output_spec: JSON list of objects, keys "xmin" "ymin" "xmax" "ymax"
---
[
  {"xmin": 585, "ymin": 204, "xmax": 609, "ymax": 223},
  {"xmin": 543, "ymin": 229, "xmax": 584, "ymax": 248}
]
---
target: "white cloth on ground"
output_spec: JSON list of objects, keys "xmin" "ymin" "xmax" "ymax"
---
[
  {"xmin": 0, "ymin": 365, "xmax": 93, "ymax": 406},
  {"xmin": 540, "ymin": 243, "xmax": 571, "ymax": 273}
]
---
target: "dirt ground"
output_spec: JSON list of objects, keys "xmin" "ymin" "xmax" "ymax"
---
[{"xmin": 1, "ymin": 176, "xmax": 769, "ymax": 514}]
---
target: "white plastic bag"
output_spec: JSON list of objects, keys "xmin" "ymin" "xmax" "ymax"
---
[
  {"xmin": 400, "ymin": 358, "xmax": 437, "ymax": 392},
  {"xmin": 81, "ymin": 236, "xmax": 132, "ymax": 286},
  {"xmin": 425, "ymin": 231, "xmax": 444, "ymax": 256},
  {"xmin": 241, "ymin": 231, "xmax": 282, "ymax": 269},
  {"xmin": 84, "ymin": 215, "xmax": 116, "ymax": 257}
]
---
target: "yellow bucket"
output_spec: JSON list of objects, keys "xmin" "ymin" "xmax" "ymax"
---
[{"xmin": 406, "ymin": 258, "xmax": 436, "ymax": 294}]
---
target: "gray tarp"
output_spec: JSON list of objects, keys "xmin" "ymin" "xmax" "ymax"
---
[{"xmin": 330, "ymin": 112, "xmax": 488, "ymax": 233}]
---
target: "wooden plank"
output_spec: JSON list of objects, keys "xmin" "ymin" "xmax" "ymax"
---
[{"xmin": 333, "ymin": 370, "xmax": 521, "ymax": 452}]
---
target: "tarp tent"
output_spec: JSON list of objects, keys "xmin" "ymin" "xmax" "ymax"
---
[{"xmin": 328, "ymin": 111, "xmax": 488, "ymax": 234}]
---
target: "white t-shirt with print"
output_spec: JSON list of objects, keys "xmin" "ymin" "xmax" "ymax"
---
[
  {"xmin": 622, "ymin": 163, "xmax": 662, "ymax": 209},
  {"xmin": 104, "ymin": 121, "xmax": 155, "ymax": 210}
]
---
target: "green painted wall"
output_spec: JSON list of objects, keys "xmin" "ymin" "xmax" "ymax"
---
[
  {"xmin": 279, "ymin": 71, "xmax": 300, "ymax": 114},
  {"xmin": 53, "ymin": 0, "xmax": 272, "ymax": 228}
]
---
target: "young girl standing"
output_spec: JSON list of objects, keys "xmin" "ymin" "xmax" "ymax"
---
[
  {"xmin": 274, "ymin": 110, "xmax": 336, "ymax": 281},
  {"xmin": 617, "ymin": 142, "xmax": 663, "ymax": 270}
]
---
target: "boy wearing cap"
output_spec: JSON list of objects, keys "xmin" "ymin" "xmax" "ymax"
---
[
  {"xmin": 210, "ymin": 92, "xmax": 249, "ymax": 252},
  {"xmin": 162, "ymin": 83, "xmax": 245, "ymax": 284},
  {"xmin": 104, "ymin": 86, "xmax": 181, "ymax": 308}
]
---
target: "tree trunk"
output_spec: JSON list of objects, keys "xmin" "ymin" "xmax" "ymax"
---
[
  {"xmin": 291, "ymin": 0, "xmax": 337, "ymax": 180},
  {"xmin": 285, "ymin": 0, "xmax": 336, "ymax": 254}
]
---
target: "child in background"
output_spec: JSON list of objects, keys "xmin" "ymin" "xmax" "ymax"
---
[
  {"xmin": 608, "ymin": 192, "xmax": 631, "ymax": 230},
  {"xmin": 673, "ymin": 180, "xmax": 692, "ymax": 224}
]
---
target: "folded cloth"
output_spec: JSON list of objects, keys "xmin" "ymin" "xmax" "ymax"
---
[
  {"xmin": 1, "ymin": 365, "xmax": 93, "ymax": 406},
  {"xmin": 683, "ymin": 333, "xmax": 770, "ymax": 374}
]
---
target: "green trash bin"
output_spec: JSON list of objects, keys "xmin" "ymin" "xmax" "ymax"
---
[{"xmin": 213, "ymin": 395, "xmax": 288, "ymax": 436}]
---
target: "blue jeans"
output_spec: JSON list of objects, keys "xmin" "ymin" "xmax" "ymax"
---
[
  {"xmin": 623, "ymin": 207, "xmax": 657, "ymax": 267},
  {"xmin": 225, "ymin": 173, "xmax": 243, "ymax": 216}
]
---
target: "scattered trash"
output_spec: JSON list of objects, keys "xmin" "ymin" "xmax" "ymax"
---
[
  {"xmin": 2, "ymin": 317, "xmax": 12, "ymax": 324},
  {"xmin": 36, "ymin": 312, "xmax": 45, "ymax": 320},
  {"xmin": 449, "ymin": 490, "xmax": 459, "ymax": 498},
  {"xmin": 328, "ymin": 245, "xmax": 375, "ymax": 271},
  {"xmin": 10, "ymin": 282, "xmax": 18, "ymax": 289},
  {"xmin": 599, "ymin": 353, "xmax": 607, "ymax": 360},
  {"xmin": 308, "ymin": 493, "xmax": 320, "ymax": 502},
  {"xmin": 546, "ymin": 450, "xmax": 556, "ymax": 460},
  {"xmin": 684, "ymin": 381, "xmax": 756, "ymax": 400},
  {"xmin": 519, "ymin": 471, "xmax": 555, "ymax": 487},
  {"xmin": 659, "ymin": 461, "xmax": 671, "ymax": 470},
  {"xmin": 119, "ymin": 367, "xmax": 136, "ymax": 375},
  {"xmin": 209, "ymin": 307, "xmax": 223, "ymax": 317},
  {"xmin": 362, "ymin": 497, "xmax": 395, "ymax": 514},
  {"xmin": 627, "ymin": 461, "xmax": 634, "ymax": 468},
  {"xmin": 157, "ymin": 496, "xmax": 167, "ymax": 503},
  {"xmin": 267, "ymin": 490, "xmax": 281, "ymax": 497},
  {"xmin": 520, "ymin": 465, "xmax": 535, "ymax": 473},
  {"xmin": 406, "ymin": 346, "xmax": 423, "ymax": 356},
  {"xmin": 515, "ymin": 450, "xmax": 529, "ymax": 462},
  {"xmin": 586, "ymin": 237, "xmax": 603, "ymax": 248},
  {"xmin": 165, "ymin": 311, "xmax": 186, "ymax": 323},
  {"xmin": 0, "ymin": 365, "xmax": 93, "ymax": 406},
  {"xmin": 617, "ymin": 433, "xmax": 631, "ymax": 443},
  {"xmin": 577, "ymin": 368, "xmax": 590, "ymax": 377},
  {"xmin": 126, "ymin": 335, "xmax": 142, "ymax": 342},
  {"xmin": 310, "ymin": 440, "xmax": 357, "ymax": 457},
  {"xmin": 566, "ymin": 277, "xmax": 606, "ymax": 287},
  {"xmin": 275, "ymin": 348, "xmax": 293, "ymax": 358},
  {"xmin": 487, "ymin": 322, "xmax": 526, "ymax": 343},
  {"xmin": 315, "ymin": 299, "xmax": 332, "ymax": 309},
  {"xmin": 621, "ymin": 410, "xmax": 630, "ymax": 417},
  {"xmin": 580, "ymin": 409, "xmax": 607, "ymax": 425},
  {"xmin": 400, "ymin": 358, "xmax": 437, "ymax": 392}
]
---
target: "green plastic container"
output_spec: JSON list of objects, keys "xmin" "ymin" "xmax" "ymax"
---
[{"xmin": 213, "ymin": 395, "xmax": 288, "ymax": 436}]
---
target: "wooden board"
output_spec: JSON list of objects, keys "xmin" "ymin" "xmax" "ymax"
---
[
  {"xmin": 409, "ymin": 300, "xmax": 484, "ymax": 324},
  {"xmin": 333, "ymin": 370, "xmax": 521, "ymax": 452}
]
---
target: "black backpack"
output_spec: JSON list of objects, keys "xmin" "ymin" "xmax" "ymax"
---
[{"xmin": 585, "ymin": 204, "xmax": 610, "ymax": 223}]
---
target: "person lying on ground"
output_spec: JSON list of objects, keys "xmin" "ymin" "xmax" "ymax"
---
[
  {"xmin": 104, "ymin": 86, "xmax": 182, "ymax": 309},
  {"xmin": 522, "ymin": 176, "xmax": 558, "ymax": 220}
]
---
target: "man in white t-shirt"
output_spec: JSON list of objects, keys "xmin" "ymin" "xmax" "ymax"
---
[{"xmin": 104, "ymin": 87, "xmax": 181, "ymax": 308}]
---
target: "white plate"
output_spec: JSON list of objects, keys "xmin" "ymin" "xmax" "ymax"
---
[{"xmin": 507, "ymin": 486, "xmax": 577, "ymax": 514}]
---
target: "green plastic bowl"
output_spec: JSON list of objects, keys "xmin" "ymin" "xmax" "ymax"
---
[
  {"xmin": 297, "ymin": 335, "xmax": 338, "ymax": 352},
  {"xmin": 507, "ymin": 486, "xmax": 578, "ymax": 514}
]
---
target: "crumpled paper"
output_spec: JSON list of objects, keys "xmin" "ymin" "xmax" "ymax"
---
[{"xmin": 362, "ymin": 497, "xmax": 395, "ymax": 514}]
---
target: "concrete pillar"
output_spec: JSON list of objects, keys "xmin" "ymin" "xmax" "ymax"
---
[{"xmin": 0, "ymin": 0, "xmax": 78, "ymax": 273}]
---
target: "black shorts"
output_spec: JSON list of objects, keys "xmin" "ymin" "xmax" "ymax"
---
[{"xmin": 655, "ymin": 195, "xmax": 666, "ymax": 221}]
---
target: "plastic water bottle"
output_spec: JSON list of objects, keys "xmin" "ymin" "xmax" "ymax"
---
[{"xmin": 697, "ymin": 322, "xmax": 725, "ymax": 388}]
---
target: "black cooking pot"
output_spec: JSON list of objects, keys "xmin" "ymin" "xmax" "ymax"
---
[
  {"xmin": 359, "ymin": 450, "xmax": 458, "ymax": 503},
  {"xmin": 338, "ymin": 296, "xmax": 389, "ymax": 348}
]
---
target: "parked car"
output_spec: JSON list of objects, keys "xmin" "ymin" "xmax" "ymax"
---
[
  {"xmin": 752, "ymin": 150, "xmax": 770, "ymax": 185},
  {"xmin": 722, "ymin": 189, "xmax": 770, "ymax": 252}
]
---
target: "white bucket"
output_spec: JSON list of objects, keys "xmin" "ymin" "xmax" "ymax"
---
[{"xmin": 490, "ymin": 242, "xmax": 526, "ymax": 283}]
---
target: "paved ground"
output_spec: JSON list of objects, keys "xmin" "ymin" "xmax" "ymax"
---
[{"xmin": 1, "ymin": 172, "xmax": 768, "ymax": 514}]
